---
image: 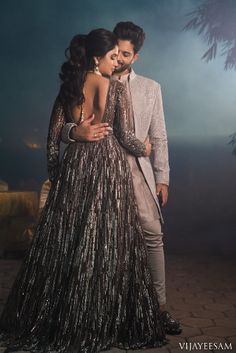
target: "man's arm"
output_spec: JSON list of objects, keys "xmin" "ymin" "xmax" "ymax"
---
[
  {"xmin": 149, "ymin": 83, "xmax": 170, "ymax": 206},
  {"xmin": 61, "ymin": 115, "xmax": 112, "ymax": 143}
]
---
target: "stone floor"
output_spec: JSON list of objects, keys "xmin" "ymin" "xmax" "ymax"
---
[{"xmin": 0, "ymin": 255, "xmax": 235, "ymax": 353}]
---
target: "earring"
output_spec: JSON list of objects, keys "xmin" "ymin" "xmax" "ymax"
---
[
  {"xmin": 94, "ymin": 62, "xmax": 102, "ymax": 76},
  {"xmin": 95, "ymin": 64, "xmax": 99, "ymax": 73}
]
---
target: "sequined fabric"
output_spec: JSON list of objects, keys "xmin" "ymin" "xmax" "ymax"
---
[{"xmin": 0, "ymin": 80, "xmax": 166, "ymax": 352}]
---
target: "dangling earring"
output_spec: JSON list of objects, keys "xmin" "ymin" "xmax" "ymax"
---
[{"xmin": 94, "ymin": 61, "xmax": 102, "ymax": 76}]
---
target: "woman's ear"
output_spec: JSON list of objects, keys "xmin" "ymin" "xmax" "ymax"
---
[{"xmin": 93, "ymin": 56, "xmax": 100, "ymax": 66}]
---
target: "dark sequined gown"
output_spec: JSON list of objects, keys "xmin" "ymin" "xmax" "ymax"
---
[{"xmin": 0, "ymin": 80, "xmax": 166, "ymax": 352}]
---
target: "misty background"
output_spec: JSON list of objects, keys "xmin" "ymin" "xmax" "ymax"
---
[{"xmin": 0, "ymin": 0, "xmax": 236, "ymax": 254}]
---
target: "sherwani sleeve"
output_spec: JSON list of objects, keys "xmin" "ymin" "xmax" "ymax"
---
[
  {"xmin": 114, "ymin": 82, "xmax": 147, "ymax": 157},
  {"xmin": 47, "ymin": 96, "xmax": 65, "ymax": 182},
  {"xmin": 149, "ymin": 83, "xmax": 170, "ymax": 185}
]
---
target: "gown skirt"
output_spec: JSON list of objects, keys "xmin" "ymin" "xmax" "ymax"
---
[{"xmin": 0, "ymin": 81, "xmax": 166, "ymax": 353}]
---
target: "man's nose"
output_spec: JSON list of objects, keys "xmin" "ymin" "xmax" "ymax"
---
[{"xmin": 117, "ymin": 53, "xmax": 123, "ymax": 62}]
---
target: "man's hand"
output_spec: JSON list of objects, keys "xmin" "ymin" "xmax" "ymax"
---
[
  {"xmin": 71, "ymin": 114, "xmax": 112, "ymax": 142},
  {"xmin": 144, "ymin": 136, "xmax": 152, "ymax": 156},
  {"xmin": 156, "ymin": 183, "xmax": 168, "ymax": 207}
]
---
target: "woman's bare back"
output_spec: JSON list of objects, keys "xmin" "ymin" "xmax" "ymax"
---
[{"xmin": 72, "ymin": 73, "xmax": 110, "ymax": 125}]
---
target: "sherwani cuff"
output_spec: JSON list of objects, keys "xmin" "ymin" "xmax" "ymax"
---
[{"xmin": 155, "ymin": 173, "xmax": 169, "ymax": 187}]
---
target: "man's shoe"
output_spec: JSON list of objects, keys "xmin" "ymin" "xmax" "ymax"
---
[{"xmin": 160, "ymin": 310, "xmax": 182, "ymax": 335}]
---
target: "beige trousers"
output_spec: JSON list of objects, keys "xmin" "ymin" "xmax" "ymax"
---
[
  {"xmin": 142, "ymin": 221, "xmax": 166, "ymax": 305},
  {"xmin": 127, "ymin": 154, "xmax": 166, "ymax": 305}
]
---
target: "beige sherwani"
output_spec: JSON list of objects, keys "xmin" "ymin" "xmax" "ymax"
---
[
  {"xmin": 116, "ymin": 70, "xmax": 169, "ymax": 305},
  {"xmin": 120, "ymin": 70, "xmax": 169, "ymax": 224}
]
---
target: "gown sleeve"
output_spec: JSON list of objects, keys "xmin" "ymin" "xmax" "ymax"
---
[
  {"xmin": 113, "ymin": 81, "xmax": 147, "ymax": 157},
  {"xmin": 47, "ymin": 96, "xmax": 65, "ymax": 182}
]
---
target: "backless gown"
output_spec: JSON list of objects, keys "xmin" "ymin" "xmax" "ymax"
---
[{"xmin": 0, "ymin": 80, "xmax": 166, "ymax": 352}]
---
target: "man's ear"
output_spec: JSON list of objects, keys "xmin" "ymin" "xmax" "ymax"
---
[{"xmin": 131, "ymin": 53, "xmax": 139, "ymax": 64}]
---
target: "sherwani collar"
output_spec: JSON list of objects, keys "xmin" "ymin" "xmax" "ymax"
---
[{"xmin": 129, "ymin": 69, "xmax": 136, "ymax": 81}]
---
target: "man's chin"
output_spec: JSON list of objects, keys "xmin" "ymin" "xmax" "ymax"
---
[{"xmin": 114, "ymin": 65, "xmax": 130, "ymax": 74}]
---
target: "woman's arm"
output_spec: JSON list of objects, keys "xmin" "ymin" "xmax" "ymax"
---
[
  {"xmin": 47, "ymin": 96, "xmax": 65, "ymax": 182},
  {"xmin": 113, "ymin": 82, "xmax": 147, "ymax": 157}
]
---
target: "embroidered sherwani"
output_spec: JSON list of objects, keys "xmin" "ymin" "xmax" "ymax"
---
[{"xmin": 119, "ymin": 70, "xmax": 169, "ymax": 225}]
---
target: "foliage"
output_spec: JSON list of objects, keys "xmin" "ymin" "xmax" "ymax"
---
[
  {"xmin": 184, "ymin": 0, "xmax": 236, "ymax": 70},
  {"xmin": 229, "ymin": 133, "xmax": 236, "ymax": 156}
]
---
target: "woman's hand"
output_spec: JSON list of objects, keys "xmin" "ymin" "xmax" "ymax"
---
[{"xmin": 144, "ymin": 136, "xmax": 152, "ymax": 156}]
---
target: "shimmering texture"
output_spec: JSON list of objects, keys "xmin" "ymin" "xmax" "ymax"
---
[
  {"xmin": 47, "ymin": 96, "xmax": 65, "ymax": 183},
  {"xmin": 0, "ymin": 80, "xmax": 166, "ymax": 352}
]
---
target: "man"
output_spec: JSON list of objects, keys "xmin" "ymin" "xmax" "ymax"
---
[{"xmin": 60, "ymin": 22, "xmax": 181, "ymax": 335}]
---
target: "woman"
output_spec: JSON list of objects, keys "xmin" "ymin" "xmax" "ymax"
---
[{"xmin": 0, "ymin": 29, "xmax": 166, "ymax": 352}]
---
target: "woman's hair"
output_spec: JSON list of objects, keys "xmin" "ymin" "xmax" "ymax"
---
[
  {"xmin": 59, "ymin": 28, "xmax": 117, "ymax": 109},
  {"xmin": 113, "ymin": 21, "xmax": 145, "ymax": 53}
]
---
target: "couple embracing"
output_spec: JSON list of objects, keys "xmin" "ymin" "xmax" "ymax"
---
[{"xmin": 0, "ymin": 22, "xmax": 181, "ymax": 353}]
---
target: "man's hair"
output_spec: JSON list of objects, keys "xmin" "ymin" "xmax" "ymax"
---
[{"xmin": 113, "ymin": 21, "xmax": 145, "ymax": 53}]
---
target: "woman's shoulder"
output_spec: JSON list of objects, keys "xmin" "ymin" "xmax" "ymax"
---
[
  {"xmin": 86, "ymin": 72, "xmax": 109, "ymax": 87},
  {"xmin": 86, "ymin": 75, "xmax": 125, "ymax": 96},
  {"xmin": 85, "ymin": 74, "xmax": 111, "ymax": 99}
]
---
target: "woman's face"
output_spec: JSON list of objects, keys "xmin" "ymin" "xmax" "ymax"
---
[{"xmin": 96, "ymin": 45, "xmax": 119, "ymax": 76}]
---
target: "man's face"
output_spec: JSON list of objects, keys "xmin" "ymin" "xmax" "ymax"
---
[{"xmin": 114, "ymin": 39, "xmax": 139, "ymax": 75}]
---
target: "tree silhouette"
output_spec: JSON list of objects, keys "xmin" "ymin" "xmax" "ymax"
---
[
  {"xmin": 229, "ymin": 133, "xmax": 236, "ymax": 156},
  {"xmin": 184, "ymin": 0, "xmax": 236, "ymax": 156},
  {"xmin": 184, "ymin": 0, "xmax": 236, "ymax": 70}
]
